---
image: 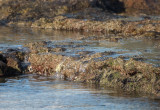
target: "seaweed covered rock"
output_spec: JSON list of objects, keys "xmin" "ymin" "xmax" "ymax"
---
[
  {"xmin": 0, "ymin": 0, "xmax": 92, "ymax": 25},
  {"xmin": 1, "ymin": 0, "xmax": 160, "ymax": 39},
  {"xmin": 101, "ymin": 58, "xmax": 160, "ymax": 94},
  {"xmin": 28, "ymin": 16, "xmax": 160, "ymax": 39},
  {"xmin": 28, "ymin": 51, "xmax": 160, "ymax": 95},
  {"xmin": 26, "ymin": 41, "xmax": 160, "ymax": 95}
]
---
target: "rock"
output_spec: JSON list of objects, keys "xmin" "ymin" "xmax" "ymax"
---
[
  {"xmin": 6, "ymin": 57, "xmax": 21, "ymax": 72},
  {"xmin": 24, "ymin": 41, "xmax": 160, "ymax": 95},
  {"xmin": 3, "ymin": 48, "xmax": 28, "ymax": 73},
  {"xmin": 125, "ymin": 59, "xmax": 137, "ymax": 75},
  {"xmin": 0, "ymin": 0, "xmax": 93, "ymax": 25},
  {"xmin": 141, "ymin": 31, "xmax": 160, "ymax": 39},
  {"xmin": 52, "ymin": 47, "xmax": 66, "ymax": 52},
  {"xmin": 96, "ymin": 0, "xmax": 125, "ymax": 13},
  {"xmin": 0, "ymin": 48, "xmax": 28, "ymax": 76},
  {"xmin": 0, "ymin": 69, "xmax": 3, "ymax": 76},
  {"xmin": 111, "ymin": 58, "xmax": 125, "ymax": 71},
  {"xmin": 0, "ymin": 57, "xmax": 22, "ymax": 76},
  {"xmin": 96, "ymin": 0, "xmax": 160, "ymax": 15},
  {"xmin": 28, "ymin": 53, "xmax": 64, "ymax": 75},
  {"xmin": 0, "ymin": 54, "xmax": 7, "ymax": 63},
  {"xmin": 0, "ymin": 77, "xmax": 6, "ymax": 83},
  {"xmin": 0, "ymin": 60, "xmax": 7, "ymax": 76},
  {"xmin": 123, "ymin": 0, "xmax": 160, "ymax": 15}
]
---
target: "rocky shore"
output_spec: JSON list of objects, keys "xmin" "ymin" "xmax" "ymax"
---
[
  {"xmin": 0, "ymin": 0, "xmax": 160, "ymax": 96},
  {"xmin": 0, "ymin": 41, "xmax": 160, "ymax": 96},
  {"xmin": 0, "ymin": 0, "xmax": 160, "ymax": 39}
]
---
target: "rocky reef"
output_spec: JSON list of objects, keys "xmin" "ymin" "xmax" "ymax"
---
[
  {"xmin": 2, "ymin": 41, "xmax": 159, "ymax": 95},
  {"xmin": 0, "ymin": 0, "xmax": 160, "ymax": 39},
  {"xmin": 0, "ymin": 0, "xmax": 160, "ymax": 96},
  {"xmin": 5, "ymin": 15, "xmax": 160, "ymax": 39},
  {"xmin": 0, "ymin": 0, "xmax": 93, "ymax": 24},
  {"xmin": 0, "ymin": 1, "xmax": 160, "ymax": 36},
  {"xmin": 24, "ymin": 41, "xmax": 160, "ymax": 95}
]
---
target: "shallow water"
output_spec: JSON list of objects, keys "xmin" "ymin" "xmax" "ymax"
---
[
  {"xmin": 0, "ymin": 26, "xmax": 159, "ymax": 66},
  {"xmin": 0, "ymin": 26, "xmax": 160, "ymax": 109},
  {"xmin": 0, "ymin": 74, "xmax": 160, "ymax": 110}
]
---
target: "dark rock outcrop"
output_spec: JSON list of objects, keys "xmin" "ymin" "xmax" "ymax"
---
[
  {"xmin": 0, "ymin": 61, "xmax": 7, "ymax": 76},
  {"xmin": 96, "ymin": 0, "xmax": 125, "ymax": 13},
  {"xmin": 0, "ymin": 49, "xmax": 28, "ymax": 77},
  {"xmin": 0, "ymin": 54, "xmax": 7, "ymax": 76},
  {"xmin": 123, "ymin": 0, "xmax": 160, "ymax": 14},
  {"xmin": 0, "ymin": 55, "xmax": 21, "ymax": 77},
  {"xmin": 96, "ymin": 0, "xmax": 160, "ymax": 14}
]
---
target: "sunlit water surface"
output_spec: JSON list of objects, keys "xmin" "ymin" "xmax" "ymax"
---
[{"xmin": 0, "ymin": 74, "xmax": 160, "ymax": 110}]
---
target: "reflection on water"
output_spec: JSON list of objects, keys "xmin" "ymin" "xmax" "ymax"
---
[
  {"xmin": 0, "ymin": 74, "xmax": 160, "ymax": 110},
  {"xmin": 0, "ymin": 26, "xmax": 104, "ymax": 44},
  {"xmin": 99, "ymin": 38, "xmax": 160, "ymax": 66}
]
